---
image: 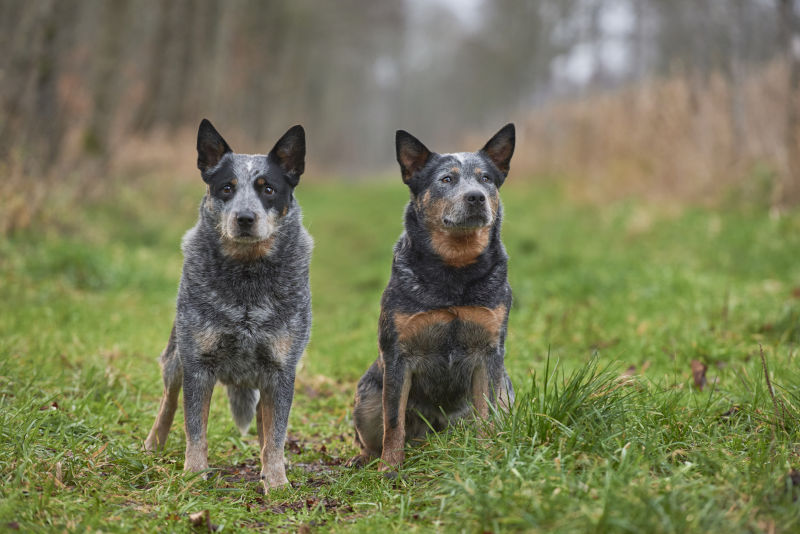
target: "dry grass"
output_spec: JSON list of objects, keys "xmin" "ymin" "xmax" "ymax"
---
[{"xmin": 510, "ymin": 62, "xmax": 792, "ymax": 206}]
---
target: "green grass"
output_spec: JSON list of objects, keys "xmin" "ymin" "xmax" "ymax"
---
[{"xmin": 1, "ymin": 174, "xmax": 800, "ymax": 532}]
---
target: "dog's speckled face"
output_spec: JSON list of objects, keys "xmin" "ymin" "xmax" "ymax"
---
[
  {"xmin": 396, "ymin": 125, "xmax": 515, "ymax": 233},
  {"xmin": 196, "ymin": 119, "xmax": 305, "ymax": 244}
]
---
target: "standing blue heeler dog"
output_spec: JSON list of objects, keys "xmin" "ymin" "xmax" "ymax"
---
[
  {"xmin": 144, "ymin": 119, "xmax": 312, "ymax": 492},
  {"xmin": 351, "ymin": 124, "xmax": 516, "ymax": 472}
]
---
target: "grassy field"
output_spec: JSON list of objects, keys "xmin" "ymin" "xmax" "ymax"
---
[{"xmin": 1, "ymin": 173, "xmax": 800, "ymax": 532}]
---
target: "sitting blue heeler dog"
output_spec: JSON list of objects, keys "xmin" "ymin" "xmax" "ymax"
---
[
  {"xmin": 144, "ymin": 119, "xmax": 312, "ymax": 492},
  {"xmin": 351, "ymin": 124, "xmax": 516, "ymax": 472}
]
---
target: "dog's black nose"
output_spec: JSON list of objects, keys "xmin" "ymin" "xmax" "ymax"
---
[
  {"xmin": 465, "ymin": 191, "xmax": 486, "ymax": 204},
  {"xmin": 237, "ymin": 211, "xmax": 255, "ymax": 227}
]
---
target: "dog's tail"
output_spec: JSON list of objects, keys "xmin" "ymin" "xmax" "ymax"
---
[{"xmin": 226, "ymin": 386, "xmax": 260, "ymax": 435}]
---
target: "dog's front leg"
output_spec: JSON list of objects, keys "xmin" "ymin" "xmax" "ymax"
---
[
  {"xmin": 380, "ymin": 357, "xmax": 411, "ymax": 471},
  {"xmin": 257, "ymin": 369, "xmax": 294, "ymax": 491},
  {"xmin": 182, "ymin": 367, "xmax": 215, "ymax": 473}
]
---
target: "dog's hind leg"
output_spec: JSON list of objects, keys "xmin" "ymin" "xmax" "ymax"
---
[
  {"xmin": 348, "ymin": 363, "xmax": 384, "ymax": 467},
  {"xmin": 226, "ymin": 386, "xmax": 259, "ymax": 436},
  {"xmin": 257, "ymin": 369, "xmax": 295, "ymax": 491},
  {"xmin": 145, "ymin": 325, "xmax": 182, "ymax": 452}
]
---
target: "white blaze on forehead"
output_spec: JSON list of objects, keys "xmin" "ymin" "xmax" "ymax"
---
[{"xmin": 450, "ymin": 152, "xmax": 472, "ymax": 165}]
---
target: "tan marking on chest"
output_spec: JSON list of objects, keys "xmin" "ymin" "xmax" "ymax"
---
[
  {"xmin": 221, "ymin": 235, "xmax": 276, "ymax": 261},
  {"xmin": 429, "ymin": 227, "xmax": 490, "ymax": 268},
  {"xmin": 394, "ymin": 304, "xmax": 506, "ymax": 342}
]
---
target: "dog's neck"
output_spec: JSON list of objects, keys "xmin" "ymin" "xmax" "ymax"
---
[{"xmin": 402, "ymin": 202, "xmax": 504, "ymax": 273}]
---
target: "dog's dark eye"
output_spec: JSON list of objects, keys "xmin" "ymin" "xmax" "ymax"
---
[
  {"xmin": 264, "ymin": 186, "xmax": 274, "ymax": 195},
  {"xmin": 222, "ymin": 184, "xmax": 234, "ymax": 195},
  {"xmin": 441, "ymin": 176, "xmax": 452, "ymax": 183},
  {"xmin": 481, "ymin": 175, "xmax": 490, "ymax": 183}
]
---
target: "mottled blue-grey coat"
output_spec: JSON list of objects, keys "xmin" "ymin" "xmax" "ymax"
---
[
  {"xmin": 145, "ymin": 120, "xmax": 312, "ymax": 492},
  {"xmin": 352, "ymin": 124, "xmax": 516, "ymax": 471}
]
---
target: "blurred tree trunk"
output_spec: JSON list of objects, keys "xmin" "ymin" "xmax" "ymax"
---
[
  {"xmin": 724, "ymin": 0, "xmax": 746, "ymax": 157},
  {"xmin": 776, "ymin": 0, "xmax": 800, "ymax": 208}
]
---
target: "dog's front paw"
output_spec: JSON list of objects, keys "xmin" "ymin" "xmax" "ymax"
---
[
  {"xmin": 260, "ymin": 471, "xmax": 289, "ymax": 491},
  {"xmin": 379, "ymin": 449, "xmax": 405, "ymax": 471},
  {"xmin": 346, "ymin": 454, "xmax": 371, "ymax": 468},
  {"xmin": 143, "ymin": 435, "xmax": 158, "ymax": 453},
  {"xmin": 184, "ymin": 448, "xmax": 209, "ymax": 473},
  {"xmin": 260, "ymin": 458, "xmax": 289, "ymax": 491}
]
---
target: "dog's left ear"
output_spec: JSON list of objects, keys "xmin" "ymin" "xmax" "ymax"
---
[
  {"xmin": 480, "ymin": 123, "xmax": 515, "ymax": 182},
  {"xmin": 197, "ymin": 119, "xmax": 233, "ymax": 172},
  {"xmin": 269, "ymin": 125, "xmax": 306, "ymax": 187}
]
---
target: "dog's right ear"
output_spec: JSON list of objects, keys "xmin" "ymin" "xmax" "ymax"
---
[
  {"xmin": 197, "ymin": 119, "xmax": 232, "ymax": 172},
  {"xmin": 396, "ymin": 130, "xmax": 432, "ymax": 184}
]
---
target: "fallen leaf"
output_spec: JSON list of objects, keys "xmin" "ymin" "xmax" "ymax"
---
[
  {"xmin": 691, "ymin": 360, "xmax": 707, "ymax": 391},
  {"xmin": 6, "ymin": 522, "xmax": 19, "ymax": 530},
  {"xmin": 719, "ymin": 406, "xmax": 740, "ymax": 420},
  {"xmin": 39, "ymin": 401, "xmax": 59, "ymax": 411},
  {"xmin": 286, "ymin": 438, "xmax": 302, "ymax": 455},
  {"xmin": 792, "ymin": 287, "xmax": 800, "ymax": 298},
  {"xmin": 621, "ymin": 365, "xmax": 637, "ymax": 377}
]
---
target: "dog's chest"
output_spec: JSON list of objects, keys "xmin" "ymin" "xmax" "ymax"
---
[
  {"xmin": 393, "ymin": 305, "xmax": 506, "ymax": 366},
  {"xmin": 186, "ymin": 292, "xmax": 301, "ymax": 380}
]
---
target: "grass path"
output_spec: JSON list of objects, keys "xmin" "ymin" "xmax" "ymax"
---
[{"xmin": 1, "ymin": 178, "xmax": 800, "ymax": 532}]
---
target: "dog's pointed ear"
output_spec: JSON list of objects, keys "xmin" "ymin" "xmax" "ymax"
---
[
  {"xmin": 480, "ymin": 123, "xmax": 515, "ymax": 180},
  {"xmin": 396, "ymin": 130, "xmax": 432, "ymax": 184},
  {"xmin": 269, "ymin": 125, "xmax": 305, "ymax": 187},
  {"xmin": 197, "ymin": 119, "xmax": 232, "ymax": 172}
]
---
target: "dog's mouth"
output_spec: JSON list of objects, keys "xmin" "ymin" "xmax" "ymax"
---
[
  {"xmin": 227, "ymin": 232, "xmax": 268, "ymax": 243},
  {"xmin": 441, "ymin": 214, "xmax": 491, "ymax": 230}
]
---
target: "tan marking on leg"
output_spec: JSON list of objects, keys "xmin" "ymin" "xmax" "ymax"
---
[
  {"xmin": 429, "ymin": 227, "xmax": 491, "ymax": 268},
  {"xmin": 380, "ymin": 367, "xmax": 412, "ymax": 470},
  {"xmin": 144, "ymin": 384, "xmax": 180, "ymax": 451},
  {"xmin": 256, "ymin": 400, "xmax": 265, "ymax": 453},
  {"xmin": 471, "ymin": 364, "xmax": 489, "ymax": 419},
  {"xmin": 496, "ymin": 379, "xmax": 512, "ymax": 412},
  {"xmin": 258, "ymin": 396, "xmax": 289, "ymax": 490},
  {"xmin": 183, "ymin": 390, "xmax": 212, "ymax": 472}
]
